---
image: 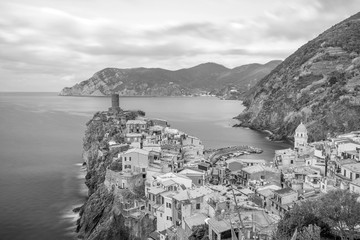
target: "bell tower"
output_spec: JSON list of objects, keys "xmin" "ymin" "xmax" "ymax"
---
[{"xmin": 294, "ymin": 122, "xmax": 308, "ymax": 154}]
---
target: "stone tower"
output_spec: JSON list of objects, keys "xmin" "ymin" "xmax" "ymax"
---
[
  {"xmin": 294, "ymin": 122, "xmax": 308, "ymax": 154},
  {"xmin": 109, "ymin": 93, "xmax": 121, "ymax": 113}
]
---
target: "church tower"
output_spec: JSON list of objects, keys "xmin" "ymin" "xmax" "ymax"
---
[{"xmin": 294, "ymin": 122, "xmax": 308, "ymax": 154}]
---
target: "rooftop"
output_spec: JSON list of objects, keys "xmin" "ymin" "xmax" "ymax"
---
[
  {"xmin": 227, "ymin": 158, "xmax": 266, "ymax": 164},
  {"xmin": 149, "ymin": 125, "xmax": 164, "ymax": 132},
  {"xmin": 242, "ymin": 165, "xmax": 276, "ymax": 174},
  {"xmin": 274, "ymin": 187, "xmax": 297, "ymax": 196},
  {"xmin": 184, "ymin": 213, "xmax": 208, "ymax": 229},
  {"xmin": 162, "ymin": 179, "xmax": 176, "ymax": 187},
  {"xmin": 257, "ymin": 189, "xmax": 275, "ymax": 198},
  {"xmin": 172, "ymin": 186, "xmax": 214, "ymax": 201},
  {"xmin": 275, "ymin": 148, "xmax": 296, "ymax": 155},
  {"xmin": 198, "ymin": 162, "xmax": 211, "ymax": 168},
  {"xmin": 208, "ymin": 210, "xmax": 277, "ymax": 233},
  {"xmin": 239, "ymin": 188, "xmax": 254, "ymax": 196},
  {"xmin": 350, "ymin": 178, "xmax": 360, "ymax": 186},
  {"xmin": 295, "ymin": 122, "xmax": 307, "ymax": 133},
  {"xmin": 160, "ymin": 191, "xmax": 176, "ymax": 198},
  {"xmin": 126, "ymin": 120, "xmax": 147, "ymax": 125},
  {"xmin": 342, "ymin": 162, "xmax": 360, "ymax": 173},
  {"xmin": 148, "ymin": 187, "xmax": 167, "ymax": 195},
  {"xmin": 338, "ymin": 158, "xmax": 358, "ymax": 166},
  {"xmin": 124, "ymin": 148, "xmax": 149, "ymax": 155},
  {"xmin": 125, "ymin": 133, "xmax": 143, "ymax": 137},
  {"xmin": 178, "ymin": 168, "xmax": 205, "ymax": 176}
]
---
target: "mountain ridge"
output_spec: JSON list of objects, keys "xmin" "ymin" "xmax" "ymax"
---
[
  {"xmin": 59, "ymin": 61, "xmax": 281, "ymax": 98},
  {"xmin": 236, "ymin": 12, "xmax": 360, "ymax": 141}
]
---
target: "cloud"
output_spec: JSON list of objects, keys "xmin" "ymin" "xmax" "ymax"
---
[{"xmin": 0, "ymin": 0, "xmax": 358, "ymax": 91}]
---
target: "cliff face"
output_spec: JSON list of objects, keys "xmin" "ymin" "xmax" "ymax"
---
[
  {"xmin": 77, "ymin": 111, "xmax": 156, "ymax": 240},
  {"xmin": 237, "ymin": 12, "xmax": 360, "ymax": 141},
  {"xmin": 59, "ymin": 61, "xmax": 281, "ymax": 98}
]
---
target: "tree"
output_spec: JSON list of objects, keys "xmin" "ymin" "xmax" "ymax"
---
[
  {"xmin": 320, "ymin": 189, "xmax": 360, "ymax": 240},
  {"xmin": 275, "ymin": 200, "xmax": 332, "ymax": 239},
  {"xmin": 188, "ymin": 224, "xmax": 208, "ymax": 240},
  {"xmin": 274, "ymin": 189, "xmax": 360, "ymax": 240}
]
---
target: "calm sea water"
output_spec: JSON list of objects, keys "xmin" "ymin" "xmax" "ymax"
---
[{"xmin": 0, "ymin": 92, "xmax": 291, "ymax": 240}]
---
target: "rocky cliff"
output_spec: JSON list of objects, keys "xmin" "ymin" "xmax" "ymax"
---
[
  {"xmin": 59, "ymin": 61, "xmax": 281, "ymax": 98},
  {"xmin": 76, "ymin": 110, "xmax": 156, "ymax": 240},
  {"xmin": 236, "ymin": 12, "xmax": 360, "ymax": 141}
]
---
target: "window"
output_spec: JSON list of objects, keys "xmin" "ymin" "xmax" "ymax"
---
[
  {"xmin": 198, "ymin": 179, "xmax": 202, "ymax": 184},
  {"xmin": 350, "ymin": 172, "xmax": 353, "ymax": 180},
  {"xmin": 142, "ymin": 168, "xmax": 146, "ymax": 172},
  {"xmin": 196, "ymin": 203, "xmax": 201, "ymax": 209},
  {"xmin": 290, "ymin": 160, "xmax": 294, "ymax": 164},
  {"xmin": 356, "ymin": 174, "xmax": 360, "ymax": 179},
  {"xmin": 124, "ymin": 157, "xmax": 127, "ymax": 161},
  {"xmin": 344, "ymin": 169, "xmax": 347, "ymax": 176},
  {"xmin": 160, "ymin": 213, "xmax": 162, "ymax": 217},
  {"xmin": 129, "ymin": 157, "xmax": 131, "ymax": 161},
  {"xmin": 166, "ymin": 202, "xmax": 172, "ymax": 208}
]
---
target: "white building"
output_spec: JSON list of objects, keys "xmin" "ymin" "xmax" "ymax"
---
[
  {"xmin": 120, "ymin": 148, "xmax": 149, "ymax": 175},
  {"xmin": 350, "ymin": 178, "xmax": 360, "ymax": 194}
]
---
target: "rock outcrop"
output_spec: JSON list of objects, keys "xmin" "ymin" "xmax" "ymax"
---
[
  {"xmin": 236, "ymin": 12, "xmax": 360, "ymax": 141},
  {"xmin": 59, "ymin": 61, "xmax": 281, "ymax": 98},
  {"xmin": 77, "ymin": 110, "xmax": 156, "ymax": 240}
]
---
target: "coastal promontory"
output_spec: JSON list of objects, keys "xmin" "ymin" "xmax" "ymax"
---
[{"xmin": 236, "ymin": 12, "xmax": 360, "ymax": 141}]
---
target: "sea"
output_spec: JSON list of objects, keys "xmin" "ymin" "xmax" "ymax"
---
[{"xmin": 0, "ymin": 92, "xmax": 291, "ymax": 240}]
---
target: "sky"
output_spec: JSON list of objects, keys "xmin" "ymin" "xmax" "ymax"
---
[{"xmin": 0, "ymin": 0, "xmax": 358, "ymax": 92}]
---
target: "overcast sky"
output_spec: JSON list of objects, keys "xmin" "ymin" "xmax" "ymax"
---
[{"xmin": 0, "ymin": 0, "xmax": 358, "ymax": 91}]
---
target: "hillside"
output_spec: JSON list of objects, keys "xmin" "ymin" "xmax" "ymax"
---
[
  {"xmin": 59, "ymin": 61, "xmax": 281, "ymax": 98},
  {"xmin": 236, "ymin": 12, "xmax": 360, "ymax": 141}
]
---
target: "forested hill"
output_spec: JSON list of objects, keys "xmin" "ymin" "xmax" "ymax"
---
[
  {"xmin": 236, "ymin": 12, "xmax": 360, "ymax": 141},
  {"xmin": 59, "ymin": 61, "xmax": 281, "ymax": 98}
]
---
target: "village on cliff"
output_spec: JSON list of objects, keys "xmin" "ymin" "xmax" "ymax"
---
[{"xmin": 87, "ymin": 94, "xmax": 360, "ymax": 240}]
